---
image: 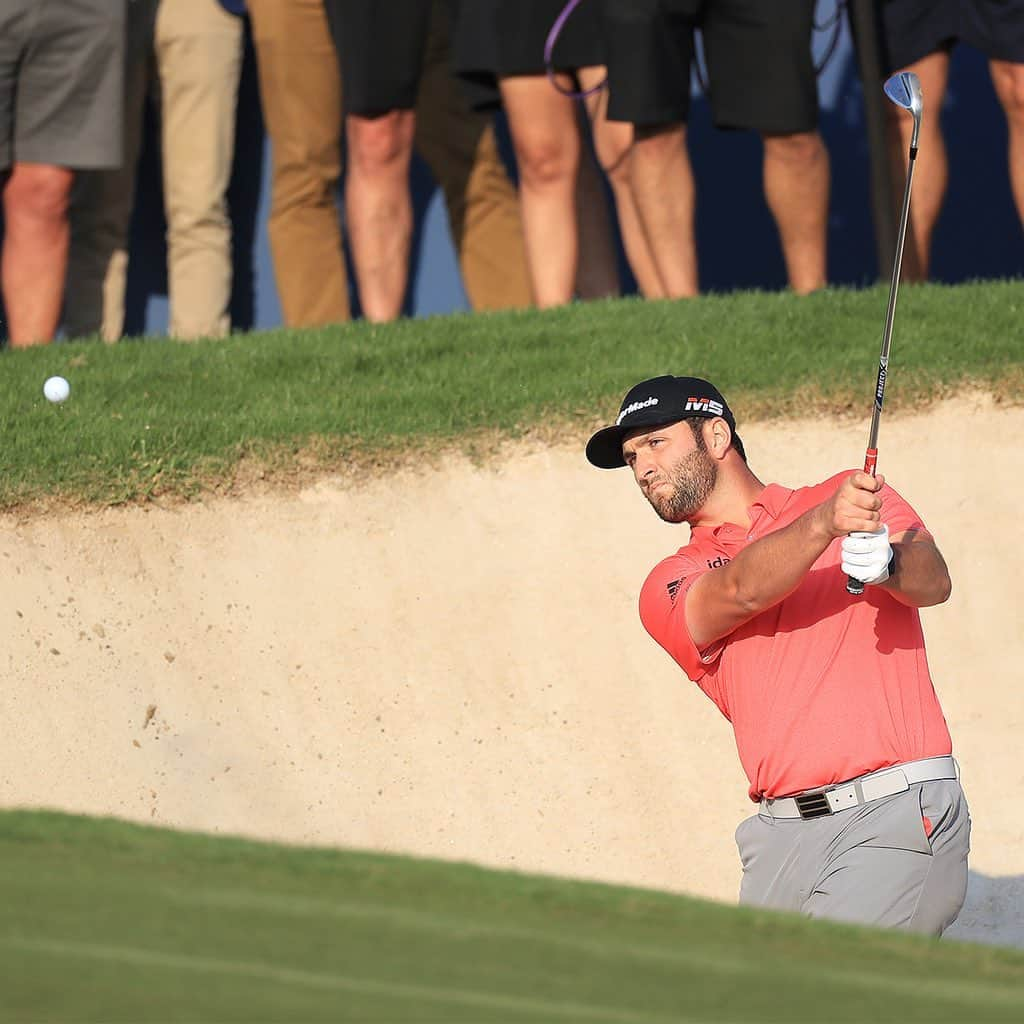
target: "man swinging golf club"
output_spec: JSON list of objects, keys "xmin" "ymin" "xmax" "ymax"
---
[{"xmin": 586, "ymin": 373, "xmax": 970, "ymax": 934}]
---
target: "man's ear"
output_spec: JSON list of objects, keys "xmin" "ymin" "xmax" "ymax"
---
[{"xmin": 708, "ymin": 418, "xmax": 732, "ymax": 459}]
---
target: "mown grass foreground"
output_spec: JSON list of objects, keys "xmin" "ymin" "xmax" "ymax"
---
[
  {"xmin": 1, "ymin": 811, "xmax": 1022, "ymax": 1023},
  {"xmin": 1, "ymin": 281, "xmax": 1021, "ymax": 509}
]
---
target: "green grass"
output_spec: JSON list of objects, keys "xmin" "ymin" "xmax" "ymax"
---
[
  {"xmin": 1, "ymin": 811, "xmax": 1022, "ymax": 1023},
  {"xmin": 1, "ymin": 281, "xmax": 1021, "ymax": 509}
]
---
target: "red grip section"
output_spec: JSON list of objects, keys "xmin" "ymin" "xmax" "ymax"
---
[{"xmin": 863, "ymin": 449, "xmax": 878, "ymax": 476}]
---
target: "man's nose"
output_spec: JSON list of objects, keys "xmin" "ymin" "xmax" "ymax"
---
[{"xmin": 634, "ymin": 452, "xmax": 656, "ymax": 479}]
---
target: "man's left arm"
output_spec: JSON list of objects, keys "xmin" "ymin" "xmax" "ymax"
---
[
  {"xmin": 879, "ymin": 528, "xmax": 952, "ymax": 607},
  {"xmin": 840, "ymin": 482, "xmax": 952, "ymax": 608}
]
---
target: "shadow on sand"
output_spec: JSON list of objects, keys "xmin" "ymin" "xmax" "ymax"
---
[{"xmin": 946, "ymin": 871, "xmax": 1024, "ymax": 948}]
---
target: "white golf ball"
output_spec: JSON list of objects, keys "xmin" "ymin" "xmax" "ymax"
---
[{"xmin": 43, "ymin": 376, "xmax": 70, "ymax": 404}]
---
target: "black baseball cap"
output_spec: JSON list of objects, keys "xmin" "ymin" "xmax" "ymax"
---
[{"xmin": 585, "ymin": 375, "xmax": 742, "ymax": 469}]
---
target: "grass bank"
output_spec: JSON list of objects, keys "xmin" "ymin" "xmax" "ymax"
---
[
  {"xmin": 1, "ymin": 281, "xmax": 1021, "ymax": 510},
  {"xmin": 1, "ymin": 810, "xmax": 1022, "ymax": 1022}
]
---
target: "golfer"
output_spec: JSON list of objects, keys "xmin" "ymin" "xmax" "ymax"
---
[{"xmin": 586, "ymin": 375, "xmax": 970, "ymax": 935}]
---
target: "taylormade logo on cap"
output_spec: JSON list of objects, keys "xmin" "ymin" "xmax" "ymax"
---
[{"xmin": 616, "ymin": 397, "xmax": 659, "ymax": 425}]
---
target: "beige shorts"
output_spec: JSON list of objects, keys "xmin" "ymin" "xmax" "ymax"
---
[{"xmin": 0, "ymin": 0, "xmax": 124, "ymax": 171}]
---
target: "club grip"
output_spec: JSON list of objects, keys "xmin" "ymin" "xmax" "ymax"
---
[{"xmin": 846, "ymin": 448, "xmax": 879, "ymax": 598}]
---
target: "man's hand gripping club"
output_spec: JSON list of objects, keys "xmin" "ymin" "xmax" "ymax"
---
[
  {"xmin": 817, "ymin": 472, "xmax": 893, "ymax": 587},
  {"xmin": 842, "ymin": 526, "xmax": 893, "ymax": 586},
  {"xmin": 686, "ymin": 471, "xmax": 892, "ymax": 649}
]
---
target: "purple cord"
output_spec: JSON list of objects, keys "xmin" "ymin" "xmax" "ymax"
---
[{"xmin": 544, "ymin": 0, "xmax": 607, "ymax": 99}]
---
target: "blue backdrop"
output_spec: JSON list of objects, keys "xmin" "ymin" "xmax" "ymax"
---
[{"xmin": 114, "ymin": 14, "xmax": 1023, "ymax": 335}]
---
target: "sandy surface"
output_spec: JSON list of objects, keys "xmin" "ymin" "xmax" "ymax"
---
[{"xmin": 1, "ymin": 396, "xmax": 1021, "ymax": 948}]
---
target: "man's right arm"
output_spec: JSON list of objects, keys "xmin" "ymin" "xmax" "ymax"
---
[{"xmin": 686, "ymin": 472, "xmax": 885, "ymax": 649}]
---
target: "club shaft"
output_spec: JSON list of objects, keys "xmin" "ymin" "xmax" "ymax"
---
[
  {"xmin": 847, "ymin": 140, "xmax": 918, "ymax": 597},
  {"xmin": 866, "ymin": 147, "xmax": 917, "ymax": 455}
]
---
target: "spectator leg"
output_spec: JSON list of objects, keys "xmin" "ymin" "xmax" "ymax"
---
[
  {"xmin": 761, "ymin": 131, "xmax": 829, "ymax": 294},
  {"xmin": 629, "ymin": 124, "xmax": 698, "ymax": 298},
  {"xmin": 2, "ymin": 163, "xmax": 74, "ymax": 346},
  {"xmin": 582, "ymin": 69, "xmax": 664, "ymax": 298},
  {"xmin": 457, "ymin": 123, "xmax": 533, "ymax": 309},
  {"xmin": 344, "ymin": 111, "xmax": 416, "ymax": 322},
  {"xmin": 65, "ymin": 0, "xmax": 157, "ymax": 341},
  {"xmin": 413, "ymin": 4, "xmax": 531, "ymax": 312},
  {"xmin": 247, "ymin": 0, "xmax": 349, "ymax": 327},
  {"xmin": 498, "ymin": 74, "xmax": 582, "ymax": 308},
  {"xmin": 573, "ymin": 116, "xmax": 621, "ymax": 301},
  {"xmin": 990, "ymin": 58, "xmax": 1024, "ymax": 228},
  {"xmin": 886, "ymin": 50, "xmax": 950, "ymax": 281},
  {"xmin": 64, "ymin": 189, "xmax": 131, "ymax": 343},
  {"xmin": 155, "ymin": 0, "xmax": 243, "ymax": 340}
]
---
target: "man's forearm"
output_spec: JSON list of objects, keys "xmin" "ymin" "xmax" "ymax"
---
[
  {"xmin": 685, "ymin": 471, "xmax": 887, "ymax": 648},
  {"xmin": 717, "ymin": 507, "xmax": 833, "ymax": 614},
  {"xmin": 879, "ymin": 536, "xmax": 952, "ymax": 607}
]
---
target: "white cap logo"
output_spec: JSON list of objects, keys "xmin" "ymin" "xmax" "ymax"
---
[
  {"xmin": 616, "ymin": 396, "xmax": 659, "ymax": 425},
  {"xmin": 684, "ymin": 397, "xmax": 724, "ymax": 415}
]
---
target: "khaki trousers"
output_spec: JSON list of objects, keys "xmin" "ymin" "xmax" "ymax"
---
[
  {"xmin": 246, "ymin": 0, "xmax": 349, "ymax": 326},
  {"xmin": 65, "ymin": 0, "xmax": 242, "ymax": 341},
  {"xmin": 414, "ymin": 0, "xmax": 531, "ymax": 311},
  {"xmin": 248, "ymin": 0, "xmax": 530, "ymax": 325},
  {"xmin": 158, "ymin": 0, "xmax": 242, "ymax": 338}
]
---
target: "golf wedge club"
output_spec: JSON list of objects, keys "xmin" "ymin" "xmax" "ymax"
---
[{"xmin": 847, "ymin": 71, "xmax": 923, "ymax": 597}]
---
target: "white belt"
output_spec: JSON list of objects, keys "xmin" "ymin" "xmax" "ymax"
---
[{"xmin": 760, "ymin": 755, "xmax": 959, "ymax": 820}]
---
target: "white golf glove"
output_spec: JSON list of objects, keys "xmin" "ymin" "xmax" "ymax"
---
[{"xmin": 842, "ymin": 525, "xmax": 893, "ymax": 586}]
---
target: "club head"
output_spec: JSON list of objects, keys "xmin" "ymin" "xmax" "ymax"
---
[{"xmin": 884, "ymin": 71, "xmax": 923, "ymax": 148}]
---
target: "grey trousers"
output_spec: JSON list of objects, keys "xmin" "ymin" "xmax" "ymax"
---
[{"xmin": 736, "ymin": 780, "xmax": 971, "ymax": 935}]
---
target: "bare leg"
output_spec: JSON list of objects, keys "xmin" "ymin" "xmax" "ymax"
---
[
  {"xmin": 887, "ymin": 51, "xmax": 950, "ymax": 280},
  {"xmin": 2, "ymin": 163, "xmax": 74, "ymax": 347},
  {"xmin": 345, "ymin": 110, "xmax": 415, "ymax": 322},
  {"xmin": 499, "ymin": 74, "xmax": 581, "ymax": 308},
  {"xmin": 762, "ymin": 131, "xmax": 829, "ymax": 293},
  {"xmin": 581, "ymin": 67, "xmax": 663, "ymax": 298},
  {"xmin": 629, "ymin": 124, "xmax": 698, "ymax": 297},
  {"xmin": 990, "ymin": 58, "xmax": 1024, "ymax": 228}
]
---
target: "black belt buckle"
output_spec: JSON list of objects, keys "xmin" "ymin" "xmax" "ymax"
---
[{"xmin": 794, "ymin": 790, "xmax": 833, "ymax": 819}]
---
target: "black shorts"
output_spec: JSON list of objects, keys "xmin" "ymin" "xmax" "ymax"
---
[
  {"xmin": 452, "ymin": 0, "xmax": 605, "ymax": 110},
  {"xmin": 324, "ymin": 0, "xmax": 433, "ymax": 115},
  {"xmin": 604, "ymin": 0, "xmax": 819, "ymax": 134},
  {"xmin": 880, "ymin": 0, "xmax": 1024, "ymax": 70}
]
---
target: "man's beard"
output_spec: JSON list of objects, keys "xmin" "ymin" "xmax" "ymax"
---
[{"xmin": 645, "ymin": 447, "xmax": 718, "ymax": 523}]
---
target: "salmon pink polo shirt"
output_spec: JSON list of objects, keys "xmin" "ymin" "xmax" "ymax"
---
[{"xmin": 639, "ymin": 471, "xmax": 953, "ymax": 802}]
